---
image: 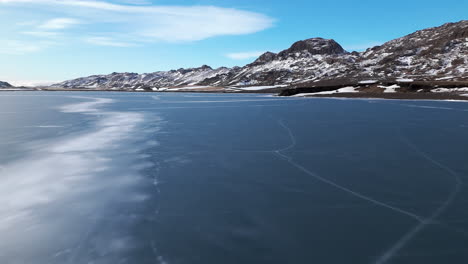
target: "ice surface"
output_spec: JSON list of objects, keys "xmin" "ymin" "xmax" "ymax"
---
[
  {"xmin": 0, "ymin": 96, "xmax": 159, "ymax": 264},
  {"xmin": 292, "ymin": 86, "xmax": 358, "ymax": 96}
]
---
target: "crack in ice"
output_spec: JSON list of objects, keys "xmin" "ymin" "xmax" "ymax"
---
[
  {"xmin": 273, "ymin": 120, "xmax": 425, "ymax": 222},
  {"xmin": 273, "ymin": 119, "xmax": 465, "ymax": 263},
  {"xmin": 373, "ymin": 131, "xmax": 463, "ymax": 264}
]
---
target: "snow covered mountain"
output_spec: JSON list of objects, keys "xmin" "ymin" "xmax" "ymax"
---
[
  {"xmin": 53, "ymin": 20, "xmax": 467, "ymax": 90},
  {"xmin": 357, "ymin": 20, "xmax": 468, "ymax": 81},
  {"xmin": 199, "ymin": 38, "xmax": 358, "ymax": 86},
  {"xmin": 0, "ymin": 81, "xmax": 13, "ymax": 88},
  {"xmin": 55, "ymin": 65, "xmax": 230, "ymax": 90}
]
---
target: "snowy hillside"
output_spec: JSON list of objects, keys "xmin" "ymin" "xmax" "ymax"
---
[
  {"xmin": 0, "ymin": 81, "xmax": 13, "ymax": 89},
  {"xmin": 53, "ymin": 20, "xmax": 468, "ymax": 90}
]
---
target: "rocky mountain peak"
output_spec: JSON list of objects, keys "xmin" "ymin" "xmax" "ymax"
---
[
  {"xmin": 249, "ymin": 51, "xmax": 278, "ymax": 66},
  {"xmin": 278, "ymin": 38, "xmax": 347, "ymax": 58},
  {"xmin": 359, "ymin": 20, "xmax": 468, "ymax": 79},
  {"xmin": 178, "ymin": 65, "xmax": 213, "ymax": 73},
  {"xmin": 365, "ymin": 20, "xmax": 468, "ymax": 57},
  {"xmin": 0, "ymin": 81, "xmax": 13, "ymax": 88},
  {"xmin": 197, "ymin": 65, "xmax": 213, "ymax": 71}
]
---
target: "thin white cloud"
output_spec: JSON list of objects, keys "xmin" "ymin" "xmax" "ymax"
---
[
  {"xmin": 0, "ymin": 40, "xmax": 44, "ymax": 54},
  {"xmin": 226, "ymin": 51, "xmax": 266, "ymax": 60},
  {"xmin": 16, "ymin": 20, "xmax": 38, "ymax": 26},
  {"xmin": 0, "ymin": 39, "xmax": 59, "ymax": 55},
  {"xmin": 114, "ymin": 0, "xmax": 151, "ymax": 5},
  {"xmin": 6, "ymin": 79, "xmax": 59, "ymax": 87},
  {"xmin": 84, "ymin": 36, "xmax": 135, "ymax": 47},
  {"xmin": 21, "ymin": 31, "xmax": 60, "ymax": 37},
  {"xmin": 16, "ymin": 18, "xmax": 80, "ymax": 39},
  {"xmin": 0, "ymin": 0, "xmax": 275, "ymax": 43},
  {"xmin": 39, "ymin": 18, "xmax": 81, "ymax": 30}
]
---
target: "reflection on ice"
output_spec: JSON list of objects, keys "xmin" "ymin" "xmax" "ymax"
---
[
  {"xmin": 0, "ymin": 97, "xmax": 160, "ymax": 264},
  {"xmin": 59, "ymin": 97, "xmax": 114, "ymax": 113}
]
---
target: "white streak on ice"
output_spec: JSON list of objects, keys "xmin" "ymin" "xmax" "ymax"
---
[
  {"xmin": 0, "ymin": 96, "xmax": 156, "ymax": 264},
  {"xmin": 23, "ymin": 125, "xmax": 67, "ymax": 128},
  {"xmin": 59, "ymin": 97, "xmax": 114, "ymax": 113}
]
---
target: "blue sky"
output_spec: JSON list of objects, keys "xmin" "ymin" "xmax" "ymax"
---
[{"xmin": 0, "ymin": 0, "xmax": 467, "ymax": 85}]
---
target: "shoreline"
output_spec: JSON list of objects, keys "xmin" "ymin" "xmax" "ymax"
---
[
  {"xmin": 2, "ymin": 89, "xmax": 468, "ymax": 102},
  {"xmin": 299, "ymin": 92, "xmax": 468, "ymax": 101}
]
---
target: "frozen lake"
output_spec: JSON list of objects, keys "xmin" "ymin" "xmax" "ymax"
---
[{"xmin": 1, "ymin": 92, "xmax": 468, "ymax": 264}]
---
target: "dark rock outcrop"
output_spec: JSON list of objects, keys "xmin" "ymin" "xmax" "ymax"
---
[
  {"xmin": 0, "ymin": 81, "xmax": 13, "ymax": 88},
  {"xmin": 249, "ymin": 52, "xmax": 277, "ymax": 66},
  {"xmin": 278, "ymin": 38, "xmax": 347, "ymax": 58}
]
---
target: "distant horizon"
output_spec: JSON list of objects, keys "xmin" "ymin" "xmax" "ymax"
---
[{"xmin": 1, "ymin": 0, "xmax": 467, "ymax": 85}]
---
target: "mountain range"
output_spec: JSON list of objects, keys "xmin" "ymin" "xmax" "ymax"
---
[
  {"xmin": 0, "ymin": 81, "xmax": 12, "ymax": 89},
  {"xmin": 22, "ymin": 20, "xmax": 468, "ymax": 90}
]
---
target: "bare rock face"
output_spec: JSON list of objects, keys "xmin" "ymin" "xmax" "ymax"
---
[
  {"xmin": 220, "ymin": 38, "xmax": 355, "ymax": 86},
  {"xmin": 358, "ymin": 20, "xmax": 468, "ymax": 80},
  {"xmin": 54, "ymin": 20, "xmax": 468, "ymax": 90},
  {"xmin": 0, "ymin": 81, "xmax": 13, "ymax": 88},
  {"xmin": 250, "ymin": 52, "xmax": 277, "ymax": 66},
  {"xmin": 55, "ymin": 66, "xmax": 231, "ymax": 89},
  {"xmin": 278, "ymin": 38, "xmax": 347, "ymax": 58}
]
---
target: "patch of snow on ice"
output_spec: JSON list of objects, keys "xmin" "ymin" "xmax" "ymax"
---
[
  {"xmin": 0, "ymin": 97, "xmax": 160, "ymax": 262},
  {"xmin": 432, "ymin": 87, "xmax": 468, "ymax": 93},
  {"xmin": 396, "ymin": 78, "xmax": 414, "ymax": 82},
  {"xmin": 359, "ymin": 80, "xmax": 378, "ymax": 84},
  {"xmin": 435, "ymin": 76, "xmax": 455, "ymax": 81},
  {"xmin": 379, "ymin": 84, "xmax": 400, "ymax": 93},
  {"xmin": 292, "ymin": 86, "xmax": 358, "ymax": 96},
  {"xmin": 236, "ymin": 85, "xmax": 288, "ymax": 91}
]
